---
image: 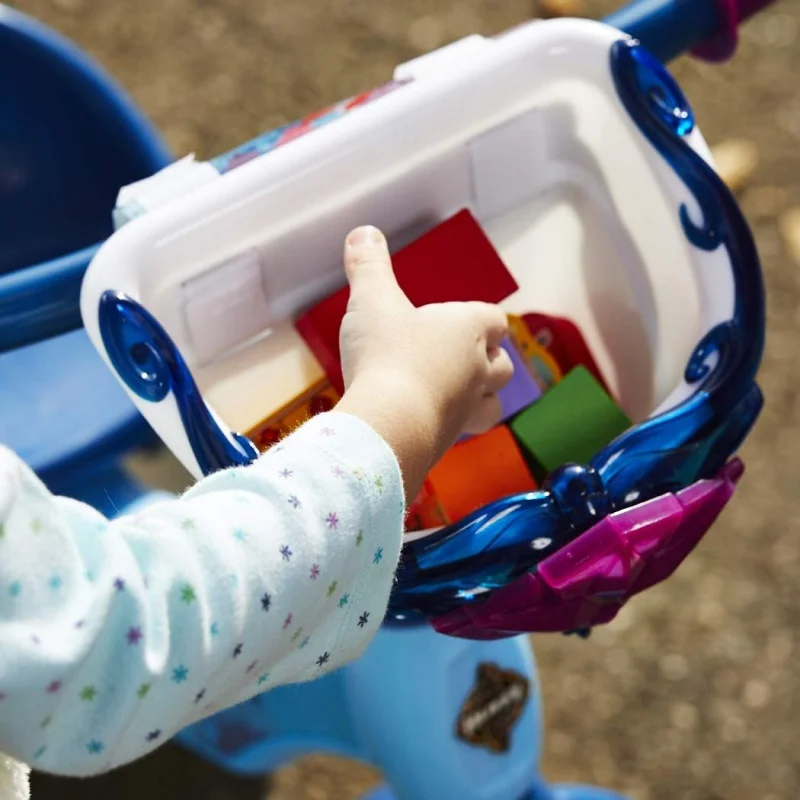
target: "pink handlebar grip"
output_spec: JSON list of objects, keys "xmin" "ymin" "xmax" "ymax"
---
[{"xmin": 693, "ymin": 0, "xmax": 778, "ymax": 62}]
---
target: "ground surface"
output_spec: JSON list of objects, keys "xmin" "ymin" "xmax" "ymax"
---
[{"xmin": 10, "ymin": 0, "xmax": 800, "ymax": 798}]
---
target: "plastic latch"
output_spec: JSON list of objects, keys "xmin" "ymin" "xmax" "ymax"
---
[{"xmin": 113, "ymin": 154, "xmax": 220, "ymax": 229}]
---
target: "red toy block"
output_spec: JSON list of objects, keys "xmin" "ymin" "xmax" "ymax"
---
[
  {"xmin": 296, "ymin": 209, "xmax": 519, "ymax": 393},
  {"xmin": 522, "ymin": 313, "xmax": 611, "ymax": 395}
]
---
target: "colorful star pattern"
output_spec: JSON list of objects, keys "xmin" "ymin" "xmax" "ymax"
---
[{"xmin": 0, "ymin": 415, "xmax": 404, "ymax": 763}]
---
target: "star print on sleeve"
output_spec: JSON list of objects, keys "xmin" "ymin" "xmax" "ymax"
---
[
  {"xmin": 171, "ymin": 665, "xmax": 189, "ymax": 684},
  {"xmin": 180, "ymin": 585, "xmax": 196, "ymax": 604},
  {"xmin": 0, "ymin": 409, "xmax": 404, "ymax": 773},
  {"xmin": 126, "ymin": 626, "xmax": 143, "ymax": 645}
]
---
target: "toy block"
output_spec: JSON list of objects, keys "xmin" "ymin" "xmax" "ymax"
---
[
  {"xmin": 507, "ymin": 315, "xmax": 563, "ymax": 391},
  {"xmin": 427, "ymin": 426, "xmax": 538, "ymax": 524},
  {"xmin": 195, "ymin": 322, "xmax": 326, "ymax": 437},
  {"xmin": 296, "ymin": 209, "xmax": 519, "ymax": 393},
  {"xmin": 248, "ymin": 380, "xmax": 340, "ymax": 452},
  {"xmin": 509, "ymin": 366, "xmax": 631, "ymax": 478},
  {"xmin": 522, "ymin": 312, "xmax": 611, "ymax": 394},
  {"xmin": 497, "ymin": 337, "xmax": 542, "ymax": 420},
  {"xmin": 405, "ymin": 479, "xmax": 451, "ymax": 532}
]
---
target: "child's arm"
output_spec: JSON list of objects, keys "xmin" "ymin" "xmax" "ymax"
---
[
  {"xmin": 0, "ymin": 412, "xmax": 402, "ymax": 776},
  {"xmin": 0, "ymin": 225, "xmax": 512, "ymax": 778}
]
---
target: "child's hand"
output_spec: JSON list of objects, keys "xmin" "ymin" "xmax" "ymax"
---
[{"xmin": 336, "ymin": 226, "xmax": 514, "ymax": 501}]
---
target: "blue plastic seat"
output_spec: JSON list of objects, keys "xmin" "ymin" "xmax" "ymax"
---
[{"xmin": 0, "ymin": 4, "xmax": 172, "ymax": 487}]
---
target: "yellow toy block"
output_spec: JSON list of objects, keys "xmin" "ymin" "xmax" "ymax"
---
[{"xmin": 507, "ymin": 314, "xmax": 562, "ymax": 391}]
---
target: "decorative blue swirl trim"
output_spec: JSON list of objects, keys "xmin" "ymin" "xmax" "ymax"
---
[
  {"xmin": 98, "ymin": 291, "xmax": 258, "ymax": 475},
  {"xmin": 586, "ymin": 38, "xmax": 765, "ymax": 505}
]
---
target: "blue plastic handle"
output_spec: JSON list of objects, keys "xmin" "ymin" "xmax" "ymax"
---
[
  {"xmin": 0, "ymin": 4, "xmax": 171, "ymax": 353},
  {"xmin": 605, "ymin": 0, "xmax": 719, "ymax": 63}
]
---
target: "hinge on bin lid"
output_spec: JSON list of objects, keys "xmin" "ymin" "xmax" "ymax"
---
[
  {"xmin": 393, "ymin": 34, "xmax": 491, "ymax": 82},
  {"xmin": 113, "ymin": 154, "xmax": 220, "ymax": 230}
]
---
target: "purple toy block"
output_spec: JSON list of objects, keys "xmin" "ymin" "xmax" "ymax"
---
[
  {"xmin": 432, "ymin": 458, "xmax": 743, "ymax": 639},
  {"xmin": 454, "ymin": 337, "xmax": 542, "ymax": 445},
  {"xmin": 497, "ymin": 336, "xmax": 542, "ymax": 420}
]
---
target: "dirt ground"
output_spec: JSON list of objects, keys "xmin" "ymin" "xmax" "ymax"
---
[{"xmin": 11, "ymin": 0, "xmax": 800, "ymax": 798}]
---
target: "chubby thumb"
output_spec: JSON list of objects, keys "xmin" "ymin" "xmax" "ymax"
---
[{"xmin": 343, "ymin": 226, "xmax": 408, "ymax": 309}]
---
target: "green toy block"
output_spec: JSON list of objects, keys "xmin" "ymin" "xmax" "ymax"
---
[{"xmin": 509, "ymin": 366, "xmax": 631, "ymax": 476}]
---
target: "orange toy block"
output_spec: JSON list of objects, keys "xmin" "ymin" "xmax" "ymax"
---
[
  {"xmin": 405, "ymin": 479, "xmax": 451, "ymax": 532},
  {"xmin": 427, "ymin": 426, "xmax": 538, "ymax": 524},
  {"xmin": 507, "ymin": 314, "xmax": 563, "ymax": 391},
  {"xmin": 248, "ymin": 381, "xmax": 340, "ymax": 451}
]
